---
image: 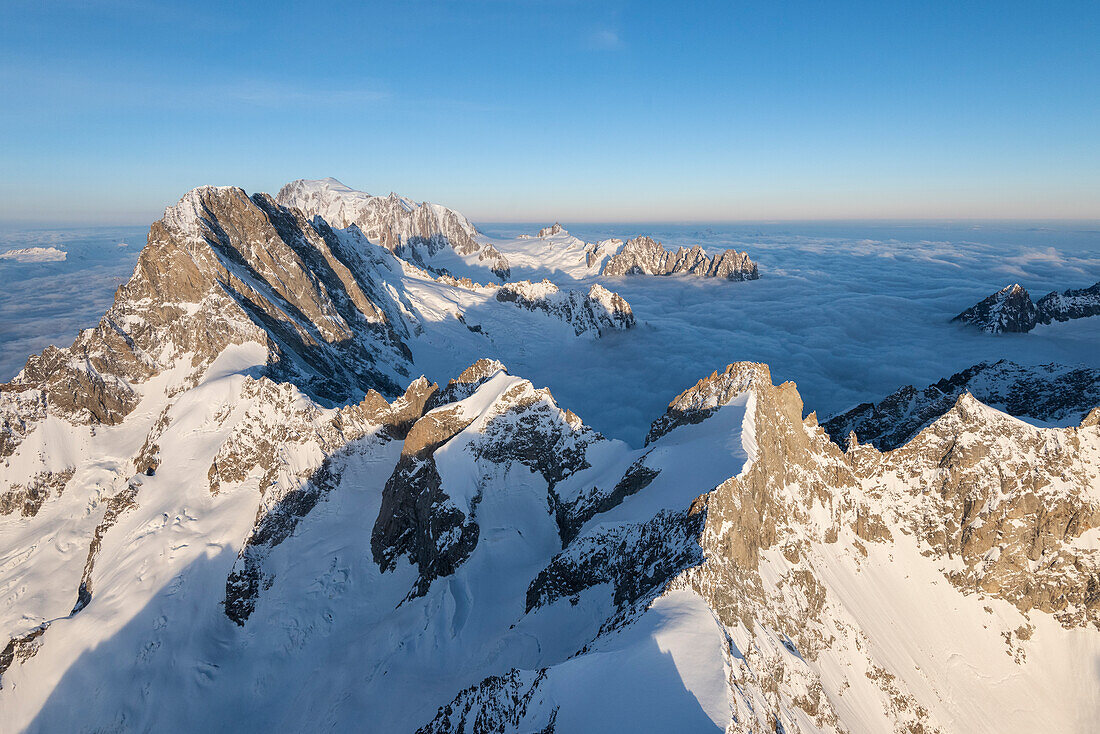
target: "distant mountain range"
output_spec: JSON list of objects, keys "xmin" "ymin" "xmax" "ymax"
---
[{"xmin": 1, "ymin": 180, "xmax": 1097, "ymax": 733}]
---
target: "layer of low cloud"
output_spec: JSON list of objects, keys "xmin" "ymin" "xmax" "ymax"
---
[{"xmin": 2, "ymin": 222, "xmax": 1097, "ymax": 447}]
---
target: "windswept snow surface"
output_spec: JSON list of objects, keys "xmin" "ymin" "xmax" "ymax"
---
[{"xmin": 2, "ymin": 221, "xmax": 1098, "ymax": 444}]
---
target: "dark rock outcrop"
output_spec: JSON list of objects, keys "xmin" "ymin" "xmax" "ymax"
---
[
  {"xmin": 0, "ymin": 624, "xmax": 49, "ymax": 689},
  {"xmin": 823, "ymin": 360, "xmax": 1100, "ymax": 450},
  {"xmin": 417, "ymin": 669, "xmax": 556, "ymax": 734},
  {"xmin": 1036, "ymin": 281, "xmax": 1100, "ymax": 322},
  {"xmin": 0, "ymin": 468, "xmax": 74, "ymax": 518},
  {"xmin": 526, "ymin": 506, "xmax": 705, "ymax": 615},
  {"xmin": 371, "ymin": 396, "xmax": 481, "ymax": 598},
  {"xmin": 954, "ymin": 281, "xmax": 1100, "ymax": 333},
  {"xmin": 602, "ymin": 236, "xmax": 759, "ymax": 281},
  {"xmin": 72, "ymin": 482, "xmax": 140, "ymax": 615},
  {"xmin": 223, "ymin": 376, "xmax": 439, "ymax": 624},
  {"xmin": 550, "ymin": 454, "xmax": 660, "ymax": 546}
]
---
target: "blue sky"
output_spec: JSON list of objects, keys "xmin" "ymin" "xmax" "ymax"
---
[{"xmin": 1, "ymin": 0, "xmax": 1097, "ymax": 224}]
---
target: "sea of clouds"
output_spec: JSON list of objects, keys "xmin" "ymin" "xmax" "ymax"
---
[
  {"xmin": 474, "ymin": 221, "xmax": 1100, "ymax": 443},
  {"xmin": 2, "ymin": 221, "xmax": 1097, "ymax": 446},
  {"xmin": 0, "ymin": 226, "xmax": 145, "ymax": 381}
]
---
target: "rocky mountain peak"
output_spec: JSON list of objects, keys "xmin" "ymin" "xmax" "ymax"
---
[
  {"xmin": 1035, "ymin": 280, "xmax": 1100, "ymax": 323},
  {"xmin": 537, "ymin": 223, "xmax": 567, "ymax": 237},
  {"xmin": 602, "ymin": 236, "xmax": 760, "ymax": 280},
  {"xmin": 1, "ymin": 184, "xmax": 422, "ymax": 456},
  {"xmin": 953, "ymin": 280, "xmax": 1100, "ymax": 333},
  {"xmin": 494, "ymin": 280, "xmax": 635, "ymax": 336},
  {"xmin": 276, "ymin": 178, "xmax": 511, "ymax": 280},
  {"xmin": 952, "ymin": 283, "xmax": 1039, "ymax": 333},
  {"xmin": 646, "ymin": 362, "xmax": 777, "ymax": 444},
  {"xmin": 823, "ymin": 360, "xmax": 1100, "ymax": 450}
]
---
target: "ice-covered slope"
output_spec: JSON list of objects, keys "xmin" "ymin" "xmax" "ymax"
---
[
  {"xmin": 2, "ymin": 351, "xmax": 1098, "ymax": 732},
  {"xmin": 276, "ymin": 178, "xmax": 512, "ymax": 280}
]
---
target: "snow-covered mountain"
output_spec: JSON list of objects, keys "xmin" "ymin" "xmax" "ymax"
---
[
  {"xmin": 276, "ymin": 178, "xmax": 512, "ymax": 280},
  {"xmin": 504, "ymin": 225, "xmax": 761, "ymax": 282},
  {"xmin": 0, "ymin": 185, "xmax": 633, "ymax": 461},
  {"xmin": 1, "ymin": 182, "xmax": 1098, "ymax": 733},
  {"xmin": 823, "ymin": 360, "xmax": 1100, "ymax": 450},
  {"xmin": 953, "ymin": 281, "xmax": 1100, "ymax": 333},
  {"xmin": 0, "ymin": 247, "xmax": 67, "ymax": 263},
  {"xmin": 271, "ymin": 181, "xmax": 765, "ymax": 287},
  {"xmin": 602, "ymin": 236, "xmax": 759, "ymax": 280}
]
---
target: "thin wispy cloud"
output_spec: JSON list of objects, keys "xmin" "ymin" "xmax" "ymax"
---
[{"xmin": 590, "ymin": 29, "xmax": 622, "ymax": 49}]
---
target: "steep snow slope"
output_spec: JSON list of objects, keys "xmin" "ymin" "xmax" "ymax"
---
[{"xmin": 3, "ymin": 353, "xmax": 1098, "ymax": 732}]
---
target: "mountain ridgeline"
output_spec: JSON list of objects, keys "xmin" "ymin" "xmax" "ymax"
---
[
  {"xmin": 953, "ymin": 281, "xmax": 1100, "ymax": 333},
  {"xmin": 1, "ymin": 180, "xmax": 1098, "ymax": 733}
]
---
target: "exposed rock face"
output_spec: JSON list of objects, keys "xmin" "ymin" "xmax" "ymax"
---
[
  {"xmin": 0, "ymin": 185, "xmax": 417, "ymax": 459},
  {"xmin": 0, "ymin": 624, "xmax": 49, "ymax": 689},
  {"xmin": 1036, "ymin": 281, "xmax": 1100, "ymax": 322},
  {"xmin": 277, "ymin": 178, "xmax": 511, "ymax": 279},
  {"xmin": 0, "ymin": 468, "xmax": 74, "ymax": 518},
  {"xmin": 371, "ymin": 365, "xmax": 610, "ymax": 596},
  {"xmin": 851, "ymin": 394, "xmax": 1100, "ymax": 629},
  {"xmin": 370, "ymin": 394, "xmax": 482, "ymax": 598},
  {"xmin": 824, "ymin": 360, "xmax": 1100, "ymax": 450},
  {"xmin": 672, "ymin": 364, "xmax": 1100, "ymax": 635},
  {"xmin": 223, "ymin": 375, "xmax": 436, "ymax": 624},
  {"xmin": 550, "ymin": 453, "xmax": 660, "ymax": 546},
  {"xmin": 537, "ymin": 223, "xmax": 566, "ymax": 238},
  {"xmin": 602, "ymin": 236, "xmax": 759, "ymax": 281},
  {"xmin": 495, "ymin": 280, "xmax": 635, "ymax": 336},
  {"xmin": 526, "ymin": 506, "xmax": 705, "ymax": 616},
  {"xmin": 0, "ymin": 389, "xmax": 45, "ymax": 458},
  {"xmin": 670, "ymin": 364, "xmax": 1099, "ymax": 730},
  {"xmin": 954, "ymin": 281, "xmax": 1100, "ymax": 333},
  {"xmin": 953, "ymin": 283, "xmax": 1039, "ymax": 332},
  {"xmin": 467, "ymin": 382, "xmax": 596, "ymax": 492},
  {"xmin": 72, "ymin": 481, "xmax": 140, "ymax": 615},
  {"xmin": 417, "ymin": 669, "xmax": 556, "ymax": 734},
  {"xmin": 645, "ymin": 362, "xmax": 762, "ymax": 444}
]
